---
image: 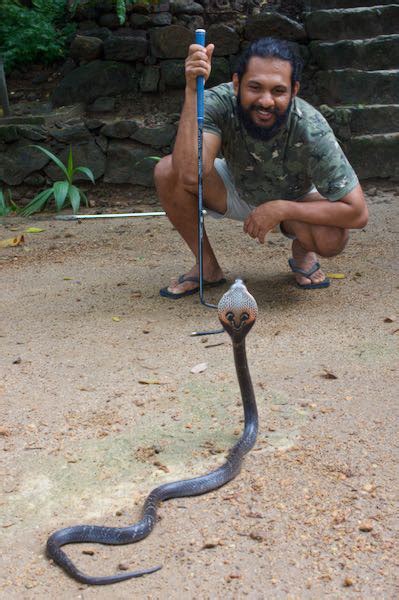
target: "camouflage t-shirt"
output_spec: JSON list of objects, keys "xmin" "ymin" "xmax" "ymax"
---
[{"xmin": 203, "ymin": 83, "xmax": 358, "ymax": 205}]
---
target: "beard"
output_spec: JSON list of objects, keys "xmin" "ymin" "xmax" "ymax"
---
[{"xmin": 237, "ymin": 89, "xmax": 292, "ymax": 142}]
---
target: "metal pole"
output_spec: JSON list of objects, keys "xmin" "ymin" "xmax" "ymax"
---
[
  {"xmin": 55, "ymin": 210, "xmax": 207, "ymax": 221},
  {"xmin": 56, "ymin": 212, "xmax": 167, "ymax": 220},
  {"xmin": 195, "ymin": 29, "xmax": 217, "ymax": 311}
]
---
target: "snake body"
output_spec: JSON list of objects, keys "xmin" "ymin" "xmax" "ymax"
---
[{"xmin": 46, "ymin": 279, "xmax": 258, "ymax": 585}]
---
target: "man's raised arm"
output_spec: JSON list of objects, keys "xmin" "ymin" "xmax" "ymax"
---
[{"xmin": 172, "ymin": 42, "xmax": 221, "ymax": 184}]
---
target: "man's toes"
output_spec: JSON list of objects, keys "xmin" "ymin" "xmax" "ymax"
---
[{"xmin": 311, "ymin": 269, "xmax": 325, "ymax": 283}]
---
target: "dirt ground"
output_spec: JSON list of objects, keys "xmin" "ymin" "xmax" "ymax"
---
[{"xmin": 0, "ymin": 181, "xmax": 398, "ymax": 599}]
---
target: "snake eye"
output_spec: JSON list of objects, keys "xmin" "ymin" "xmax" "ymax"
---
[
  {"xmin": 226, "ymin": 312, "xmax": 234, "ymax": 322},
  {"xmin": 241, "ymin": 313, "xmax": 249, "ymax": 322}
]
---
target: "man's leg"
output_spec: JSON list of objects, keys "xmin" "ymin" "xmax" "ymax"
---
[
  {"xmin": 154, "ymin": 155, "xmax": 227, "ymax": 296},
  {"xmin": 281, "ymin": 191, "xmax": 349, "ymax": 287}
]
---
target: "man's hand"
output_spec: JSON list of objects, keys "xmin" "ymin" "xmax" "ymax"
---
[
  {"xmin": 185, "ymin": 43, "xmax": 214, "ymax": 92},
  {"xmin": 243, "ymin": 201, "xmax": 284, "ymax": 244}
]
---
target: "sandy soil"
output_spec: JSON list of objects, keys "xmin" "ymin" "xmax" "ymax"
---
[{"xmin": 0, "ymin": 182, "xmax": 398, "ymax": 599}]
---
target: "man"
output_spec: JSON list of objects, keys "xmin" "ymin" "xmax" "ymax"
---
[{"xmin": 155, "ymin": 37, "xmax": 368, "ymax": 298}]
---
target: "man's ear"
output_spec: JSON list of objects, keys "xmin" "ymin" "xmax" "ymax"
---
[
  {"xmin": 292, "ymin": 81, "xmax": 300, "ymax": 97},
  {"xmin": 232, "ymin": 73, "xmax": 239, "ymax": 95}
]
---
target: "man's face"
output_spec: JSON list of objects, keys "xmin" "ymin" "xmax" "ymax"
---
[{"xmin": 233, "ymin": 56, "xmax": 299, "ymax": 141}]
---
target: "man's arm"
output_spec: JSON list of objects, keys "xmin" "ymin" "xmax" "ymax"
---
[
  {"xmin": 244, "ymin": 184, "xmax": 368, "ymax": 244},
  {"xmin": 172, "ymin": 42, "xmax": 221, "ymax": 183}
]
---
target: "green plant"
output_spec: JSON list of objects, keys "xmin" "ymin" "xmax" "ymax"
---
[
  {"xmin": 0, "ymin": 0, "xmax": 76, "ymax": 73},
  {"xmin": 114, "ymin": 0, "xmax": 159, "ymax": 25},
  {"xmin": 116, "ymin": 0, "xmax": 128, "ymax": 24},
  {"xmin": 0, "ymin": 188, "xmax": 19, "ymax": 216},
  {"xmin": 69, "ymin": 1, "xmax": 159, "ymax": 26},
  {"xmin": 21, "ymin": 145, "xmax": 95, "ymax": 216}
]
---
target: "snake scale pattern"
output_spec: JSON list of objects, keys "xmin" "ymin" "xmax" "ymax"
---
[{"xmin": 46, "ymin": 279, "xmax": 258, "ymax": 585}]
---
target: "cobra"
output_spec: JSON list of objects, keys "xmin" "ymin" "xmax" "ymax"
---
[{"xmin": 46, "ymin": 279, "xmax": 259, "ymax": 585}]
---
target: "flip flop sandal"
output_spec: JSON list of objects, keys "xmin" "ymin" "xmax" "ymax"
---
[
  {"xmin": 288, "ymin": 258, "xmax": 330, "ymax": 289},
  {"xmin": 160, "ymin": 274, "xmax": 227, "ymax": 299}
]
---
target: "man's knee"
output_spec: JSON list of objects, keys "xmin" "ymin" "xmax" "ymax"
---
[
  {"xmin": 154, "ymin": 155, "xmax": 196, "ymax": 195},
  {"xmin": 154, "ymin": 155, "xmax": 174, "ymax": 187},
  {"xmin": 313, "ymin": 227, "xmax": 349, "ymax": 257}
]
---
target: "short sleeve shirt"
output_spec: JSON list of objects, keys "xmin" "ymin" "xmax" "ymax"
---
[{"xmin": 203, "ymin": 83, "xmax": 359, "ymax": 205}]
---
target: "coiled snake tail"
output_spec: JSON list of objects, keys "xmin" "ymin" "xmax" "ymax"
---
[{"xmin": 46, "ymin": 279, "xmax": 258, "ymax": 585}]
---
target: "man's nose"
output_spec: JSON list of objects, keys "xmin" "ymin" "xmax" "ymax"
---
[{"xmin": 257, "ymin": 92, "xmax": 274, "ymax": 108}]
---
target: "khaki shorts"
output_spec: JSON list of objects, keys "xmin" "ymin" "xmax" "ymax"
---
[{"xmin": 208, "ymin": 158, "xmax": 316, "ymax": 238}]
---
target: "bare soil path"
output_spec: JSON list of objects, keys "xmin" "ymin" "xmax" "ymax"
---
[{"xmin": 0, "ymin": 184, "xmax": 398, "ymax": 599}]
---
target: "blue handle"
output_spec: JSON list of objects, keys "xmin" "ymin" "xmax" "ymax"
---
[{"xmin": 195, "ymin": 29, "xmax": 206, "ymax": 123}]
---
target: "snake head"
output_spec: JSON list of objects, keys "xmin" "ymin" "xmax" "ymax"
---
[{"xmin": 218, "ymin": 279, "xmax": 258, "ymax": 340}]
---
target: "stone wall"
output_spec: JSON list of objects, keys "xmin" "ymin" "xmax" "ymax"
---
[
  {"xmin": 55, "ymin": 1, "xmax": 306, "ymax": 103},
  {"xmin": 1, "ymin": 1, "xmax": 309, "ymax": 190},
  {"xmin": 0, "ymin": 106, "xmax": 176, "ymax": 188}
]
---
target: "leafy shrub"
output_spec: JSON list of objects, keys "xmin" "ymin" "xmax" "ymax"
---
[
  {"xmin": 0, "ymin": 0, "xmax": 76, "ymax": 73},
  {"xmin": 21, "ymin": 145, "xmax": 95, "ymax": 216}
]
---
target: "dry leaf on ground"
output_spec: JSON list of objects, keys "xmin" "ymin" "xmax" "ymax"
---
[
  {"xmin": 190, "ymin": 362, "xmax": 208, "ymax": 374},
  {"xmin": 0, "ymin": 235, "xmax": 24, "ymax": 248}
]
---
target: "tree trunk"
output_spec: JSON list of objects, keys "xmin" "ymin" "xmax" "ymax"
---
[{"xmin": 0, "ymin": 58, "xmax": 10, "ymax": 117}]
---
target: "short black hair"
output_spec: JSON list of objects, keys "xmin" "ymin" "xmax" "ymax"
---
[{"xmin": 235, "ymin": 37, "xmax": 303, "ymax": 87}]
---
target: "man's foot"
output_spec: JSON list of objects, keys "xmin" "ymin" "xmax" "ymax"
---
[
  {"xmin": 289, "ymin": 240, "xmax": 329, "ymax": 289},
  {"xmin": 160, "ymin": 265, "xmax": 226, "ymax": 299}
]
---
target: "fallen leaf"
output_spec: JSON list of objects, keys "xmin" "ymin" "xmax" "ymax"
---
[
  {"xmin": 201, "ymin": 539, "xmax": 223, "ymax": 549},
  {"xmin": 63, "ymin": 277, "xmax": 73, "ymax": 280},
  {"xmin": 249, "ymin": 530, "xmax": 268, "ymax": 542},
  {"xmin": 0, "ymin": 234, "xmax": 24, "ymax": 248},
  {"xmin": 326, "ymin": 273, "xmax": 345, "ymax": 279},
  {"xmin": 204, "ymin": 342, "xmax": 225, "ymax": 349},
  {"xmin": 225, "ymin": 574, "xmax": 242, "ymax": 581},
  {"xmin": 362, "ymin": 483, "xmax": 376, "ymax": 493},
  {"xmin": 24, "ymin": 581, "xmax": 38, "ymax": 589},
  {"xmin": 25, "ymin": 227, "xmax": 45, "ymax": 233},
  {"xmin": 383, "ymin": 316, "xmax": 396, "ymax": 323},
  {"xmin": 358, "ymin": 520, "xmax": 373, "ymax": 532},
  {"xmin": 153, "ymin": 461, "xmax": 169, "ymax": 473},
  {"xmin": 138, "ymin": 379, "xmax": 162, "ymax": 385},
  {"xmin": 190, "ymin": 362, "xmax": 208, "ymax": 374},
  {"xmin": 321, "ymin": 370, "xmax": 338, "ymax": 380},
  {"xmin": 112, "ymin": 316, "xmax": 121, "ymax": 322}
]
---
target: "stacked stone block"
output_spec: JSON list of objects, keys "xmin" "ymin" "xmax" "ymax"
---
[{"xmin": 305, "ymin": 0, "xmax": 399, "ymax": 179}]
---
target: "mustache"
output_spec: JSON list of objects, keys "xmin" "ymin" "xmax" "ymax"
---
[{"xmin": 250, "ymin": 105, "xmax": 281, "ymax": 115}]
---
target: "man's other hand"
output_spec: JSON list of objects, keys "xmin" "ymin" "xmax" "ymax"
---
[{"xmin": 243, "ymin": 201, "xmax": 284, "ymax": 244}]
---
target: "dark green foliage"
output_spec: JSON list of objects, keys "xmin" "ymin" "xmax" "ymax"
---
[
  {"xmin": 0, "ymin": 0, "xmax": 76, "ymax": 73},
  {"xmin": 0, "ymin": 188, "xmax": 19, "ymax": 216}
]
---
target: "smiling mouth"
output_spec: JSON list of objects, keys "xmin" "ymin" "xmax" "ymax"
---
[{"xmin": 252, "ymin": 109, "xmax": 275, "ymax": 123}]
